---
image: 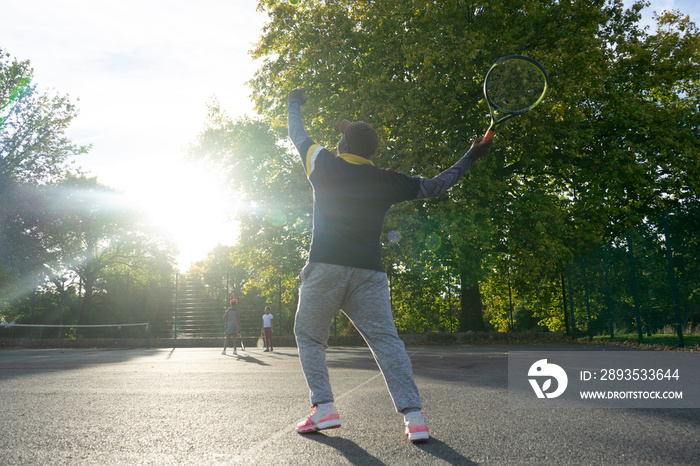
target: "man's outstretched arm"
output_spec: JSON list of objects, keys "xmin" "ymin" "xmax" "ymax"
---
[
  {"xmin": 288, "ymin": 88, "xmax": 310, "ymax": 153},
  {"xmin": 417, "ymin": 137, "xmax": 493, "ymax": 199}
]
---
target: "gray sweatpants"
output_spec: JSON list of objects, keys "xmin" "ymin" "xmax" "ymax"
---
[{"xmin": 294, "ymin": 262, "xmax": 422, "ymax": 413}]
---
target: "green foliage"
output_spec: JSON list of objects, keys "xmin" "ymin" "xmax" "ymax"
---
[
  {"xmin": 0, "ymin": 48, "xmax": 89, "ymax": 185},
  {"xmin": 566, "ymin": 201, "xmax": 700, "ymax": 340},
  {"xmin": 199, "ymin": 244, "xmax": 243, "ymax": 304},
  {"xmin": 592, "ymin": 333, "xmax": 700, "ymax": 349},
  {"xmin": 1, "ymin": 174, "xmax": 178, "ymax": 331},
  {"xmin": 0, "ymin": 48, "xmax": 178, "ymax": 330},
  {"xmin": 188, "ymin": 105, "xmax": 310, "ymax": 333},
  {"xmin": 190, "ymin": 1, "xmax": 700, "ymax": 334},
  {"xmin": 1, "ymin": 48, "xmax": 91, "ymax": 317},
  {"xmin": 44, "ymin": 175, "xmax": 178, "ymax": 326}
]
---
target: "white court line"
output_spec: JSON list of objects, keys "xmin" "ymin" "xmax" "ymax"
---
[
  {"xmin": 234, "ymin": 346, "xmax": 424, "ymax": 457},
  {"xmin": 335, "ymin": 346, "xmax": 423, "ymax": 402}
]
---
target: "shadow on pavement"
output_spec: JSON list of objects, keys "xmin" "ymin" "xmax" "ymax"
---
[
  {"xmin": 0, "ymin": 347, "xmax": 155, "ymax": 380},
  {"xmin": 303, "ymin": 433, "xmax": 386, "ymax": 466},
  {"xmin": 302, "ymin": 432, "xmax": 479, "ymax": 466},
  {"xmin": 225, "ymin": 353, "xmax": 271, "ymax": 366},
  {"xmin": 413, "ymin": 437, "xmax": 479, "ymax": 465}
]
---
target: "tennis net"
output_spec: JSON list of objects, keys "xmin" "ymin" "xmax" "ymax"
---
[{"xmin": 0, "ymin": 322, "xmax": 150, "ymax": 340}]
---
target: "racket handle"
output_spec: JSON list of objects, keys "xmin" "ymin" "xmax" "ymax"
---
[{"xmin": 483, "ymin": 128, "xmax": 495, "ymax": 142}]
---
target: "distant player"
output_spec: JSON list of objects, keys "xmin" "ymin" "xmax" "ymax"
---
[{"xmin": 222, "ymin": 299, "xmax": 241, "ymax": 355}]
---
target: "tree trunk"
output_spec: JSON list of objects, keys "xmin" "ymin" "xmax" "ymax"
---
[{"xmin": 459, "ymin": 273, "xmax": 486, "ymax": 331}]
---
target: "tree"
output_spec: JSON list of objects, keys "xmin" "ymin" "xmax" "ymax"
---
[
  {"xmin": 0, "ymin": 48, "xmax": 88, "ymax": 187},
  {"xmin": 44, "ymin": 175, "xmax": 178, "ymax": 325},
  {"xmin": 246, "ymin": 0, "xmax": 699, "ymax": 332},
  {"xmin": 200, "ymin": 244, "xmax": 241, "ymax": 304},
  {"xmin": 189, "ymin": 104, "xmax": 310, "ymax": 331},
  {"xmin": 1, "ymin": 49, "xmax": 178, "ymax": 331},
  {"xmin": 0, "ymin": 48, "xmax": 89, "ymax": 314},
  {"xmin": 0, "ymin": 182, "xmax": 54, "ymax": 310},
  {"xmin": 98, "ymin": 228, "xmax": 177, "ymax": 335}
]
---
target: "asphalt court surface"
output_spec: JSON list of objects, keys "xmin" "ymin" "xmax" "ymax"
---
[{"xmin": 1, "ymin": 343, "xmax": 698, "ymax": 465}]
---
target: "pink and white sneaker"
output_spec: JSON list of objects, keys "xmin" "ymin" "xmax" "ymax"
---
[
  {"xmin": 296, "ymin": 404, "xmax": 341, "ymax": 433},
  {"xmin": 404, "ymin": 411, "xmax": 429, "ymax": 442}
]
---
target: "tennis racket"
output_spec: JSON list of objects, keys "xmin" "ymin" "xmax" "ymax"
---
[
  {"xmin": 239, "ymin": 333, "xmax": 245, "ymax": 351},
  {"xmin": 482, "ymin": 55, "xmax": 549, "ymax": 141}
]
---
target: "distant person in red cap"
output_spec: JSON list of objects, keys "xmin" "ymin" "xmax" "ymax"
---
[{"xmin": 222, "ymin": 299, "xmax": 241, "ymax": 355}]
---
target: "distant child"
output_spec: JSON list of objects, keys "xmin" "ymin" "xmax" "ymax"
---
[
  {"xmin": 222, "ymin": 299, "xmax": 241, "ymax": 355},
  {"xmin": 262, "ymin": 306, "xmax": 274, "ymax": 352}
]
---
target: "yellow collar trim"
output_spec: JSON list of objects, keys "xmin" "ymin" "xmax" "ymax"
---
[{"xmin": 338, "ymin": 153, "xmax": 374, "ymax": 166}]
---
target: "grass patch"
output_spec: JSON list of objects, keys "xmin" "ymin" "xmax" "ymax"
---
[
  {"xmin": 585, "ymin": 323, "xmax": 700, "ymax": 349},
  {"xmin": 593, "ymin": 333, "xmax": 699, "ymax": 347},
  {"xmin": 586, "ymin": 333, "xmax": 699, "ymax": 351}
]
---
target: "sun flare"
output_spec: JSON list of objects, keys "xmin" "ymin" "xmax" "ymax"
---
[{"xmin": 124, "ymin": 158, "xmax": 239, "ymax": 272}]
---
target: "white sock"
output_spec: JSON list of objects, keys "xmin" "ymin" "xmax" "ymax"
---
[{"xmin": 404, "ymin": 410, "xmax": 423, "ymax": 420}]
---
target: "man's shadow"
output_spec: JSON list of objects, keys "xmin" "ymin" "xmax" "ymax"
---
[
  {"xmin": 413, "ymin": 437, "xmax": 479, "ymax": 465},
  {"xmin": 304, "ymin": 433, "xmax": 477, "ymax": 466},
  {"xmin": 303, "ymin": 433, "xmax": 385, "ymax": 466}
]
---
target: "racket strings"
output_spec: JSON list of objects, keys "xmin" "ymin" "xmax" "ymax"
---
[{"xmin": 486, "ymin": 60, "xmax": 546, "ymax": 113}]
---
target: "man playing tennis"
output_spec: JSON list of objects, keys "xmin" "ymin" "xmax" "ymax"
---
[{"xmin": 288, "ymin": 88, "xmax": 492, "ymax": 442}]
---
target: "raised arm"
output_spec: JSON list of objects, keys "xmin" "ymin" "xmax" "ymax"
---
[
  {"xmin": 416, "ymin": 137, "xmax": 493, "ymax": 199},
  {"xmin": 288, "ymin": 88, "xmax": 311, "ymax": 154}
]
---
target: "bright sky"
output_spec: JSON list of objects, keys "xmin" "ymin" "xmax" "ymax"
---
[
  {"xmin": 1, "ymin": 0, "xmax": 697, "ymax": 272},
  {"xmin": 1, "ymin": 0, "xmax": 267, "ymax": 272},
  {"xmin": 624, "ymin": 0, "xmax": 699, "ymax": 28}
]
